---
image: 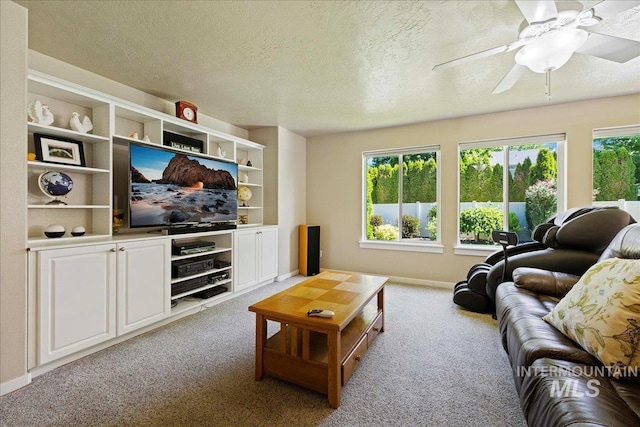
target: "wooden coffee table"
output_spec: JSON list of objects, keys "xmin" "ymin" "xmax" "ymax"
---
[{"xmin": 249, "ymin": 270, "xmax": 387, "ymax": 408}]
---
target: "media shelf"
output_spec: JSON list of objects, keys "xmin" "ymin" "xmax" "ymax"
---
[{"xmin": 169, "ymin": 233, "xmax": 233, "ymax": 310}]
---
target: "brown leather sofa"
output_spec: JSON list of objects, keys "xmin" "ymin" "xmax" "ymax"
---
[{"xmin": 495, "ymin": 224, "xmax": 640, "ymax": 427}]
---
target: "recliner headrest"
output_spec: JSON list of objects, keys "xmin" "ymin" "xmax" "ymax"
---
[
  {"xmin": 599, "ymin": 224, "xmax": 640, "ymax": 261},
  {"xmin": 531, "ymin": 207, "xmax": 635, "ymax": 253}
]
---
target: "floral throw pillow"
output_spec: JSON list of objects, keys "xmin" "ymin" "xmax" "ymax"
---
[{"xmin": 543, "ymin": 257, "xmax": 640, "ymax": 377}]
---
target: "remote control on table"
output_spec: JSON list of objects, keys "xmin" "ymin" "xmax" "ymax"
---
[{"xmin": 307, "ymin": 309, "xmax": 335, "ymax": 318}]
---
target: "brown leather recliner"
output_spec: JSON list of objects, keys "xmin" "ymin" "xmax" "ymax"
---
[
  {"xmin": 495, "ymin": 223, "xmax": 640, "ymax": 427},
  {"xmin": 453, "ymin": 206, "xmax": 636, "ymax": 313}
]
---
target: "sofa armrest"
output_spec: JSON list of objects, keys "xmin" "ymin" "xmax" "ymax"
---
[{"xmin": 512, "ymin": 267, "xmax": 580, "ymax": 298}]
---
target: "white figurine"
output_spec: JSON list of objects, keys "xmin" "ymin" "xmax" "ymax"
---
[
  {"xmin": 216, "ymin": 144, "xmax": 226, "ymax": 158},
  {"xmin": 28, "ymin": 99, "xmax": 54, "ymax": 125},
  {"xmin": 69, "ymin": 112, "xmax": 93, "ymax": 133}
]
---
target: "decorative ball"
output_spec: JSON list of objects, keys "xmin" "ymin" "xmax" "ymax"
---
[
  {"xmin": 71, "ymin": 226, "xmax": 86, "ymax": 236},
  {"xmin": 44, "ymin": 224, "xmax": 66, "ymax": 238},
  {"xmin": 238, "ymin": 186, "xmax": 252, "ymax": 203},
  {"xmin": 38, "ymin": 171, "xmax": 73, "ymax": 198}
]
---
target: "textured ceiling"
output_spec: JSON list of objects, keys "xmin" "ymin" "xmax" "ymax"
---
[{"xmin": 14, "ymin": 0, "xmax": 640, "ymax": 137}]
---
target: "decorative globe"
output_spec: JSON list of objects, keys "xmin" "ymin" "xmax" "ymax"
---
[
  {"xmin": 238, "ymin": 185, "xmax": 252, "ymax": 207},
  {"xmin": 38, "ymin": 171, "xmax": 73, "ymax": 205}
]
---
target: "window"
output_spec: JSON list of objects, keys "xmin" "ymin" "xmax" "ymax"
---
[
  {"xmin": 361, "ymin": 146, "xmax": 441, "ymax": 252},
  {"xmin": 592, "ymin": 125, "xmax": 640, "ymax": 219},
  {"xmin": 457, "ymin": 134, "xmax": 565, "ymax": 251}
]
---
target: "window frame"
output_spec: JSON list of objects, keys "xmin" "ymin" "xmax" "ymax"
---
[
  {"xmin": 360, "ymin": 145, "xmax": 443, "ymax": 253},
  {"xmin": 455, "ymin": 133, "xmax": 566, "ymax": 256}
]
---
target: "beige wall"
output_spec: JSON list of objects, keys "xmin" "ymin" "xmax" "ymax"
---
[
  {"xmin": 250, "ymin": 127, "xmax": 307, "ymax": 278},
  {"xmin": 306, "ymin": 94, "xmax": 640, "ymax": 284},
  {"xmin": 1, "ymin": 0, "xmax": 28, "ymax": 391}
]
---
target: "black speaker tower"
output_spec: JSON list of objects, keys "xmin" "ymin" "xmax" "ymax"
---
[{"xmin": 299, "ymin": 225, "xmax": 320, "ymax": 276}]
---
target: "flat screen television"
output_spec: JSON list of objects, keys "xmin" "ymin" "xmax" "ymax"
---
[{"xmin": 129, "ymin": 142, "xmax": 238, "ymax": 228}]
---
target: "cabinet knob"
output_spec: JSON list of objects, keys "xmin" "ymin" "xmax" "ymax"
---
[
  {"xmin": 355, "ymin": 355, "xmax": 361, "ymax": 362},
  {"xmin": 119, "ymin": 247, "xmax": 126, "ymax": 251},
  {"xmin": 110, "ymin": 248, "xmax": 116, "ymax": 252}
]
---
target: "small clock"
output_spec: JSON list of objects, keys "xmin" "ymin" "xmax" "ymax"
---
[{"xmin": 175, "ymin": 100, "xmax": 198, "ymax": 124}]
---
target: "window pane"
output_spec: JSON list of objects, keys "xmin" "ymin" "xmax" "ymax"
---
[
  {"xmin": 459, "ymin": 147, "xmax": 503, "ymax": 244},
  {"xmin": 459, "ymin": 141, "xmax": 558, "ymax": 245},
  {"xmin": 366, "ymin": 154, "xmax": 400, "ymax": 241},
  {"xmin": 401, "ymin": 152, "xmax": 438, "ymax": 241},
  {"xmin": 593, "ymin": 132, "xmax": 640, "ymax": 221},
  {"xmin": 508, "ymin": 143, "xmax": 557, "ymax": 242},
  {"xmin": 593, "ymin": 134, "xmax": 639, "ymax": 202}
]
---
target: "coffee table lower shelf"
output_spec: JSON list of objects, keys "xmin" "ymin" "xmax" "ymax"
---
[{"xmin": 261, "ymin": 303, "xmax": 383, "ymax": 398}]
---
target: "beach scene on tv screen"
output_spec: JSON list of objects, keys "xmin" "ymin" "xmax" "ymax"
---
[{"xmin": 130, "ymin": 144, "xmax": 238, "ymax": 227}]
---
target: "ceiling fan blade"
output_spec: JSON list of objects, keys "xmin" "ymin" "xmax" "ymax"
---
[
  {"xmin": 590, "ymin": 0, "xmax": 640, "ymax": 20},
  {"xmin": 432, "ymin": 40, "xmax": 527, "ymax": 71},
  {"xmin": 492, "ymin": 64, "xmax": 528, "ymax": 94},
  {"xmin": 514, "ymin": 0, "xmax": 558, "ymax": 24},
  {"xmin": 576, "ymin": 32, "xmax": 640, "ymax": 63}
]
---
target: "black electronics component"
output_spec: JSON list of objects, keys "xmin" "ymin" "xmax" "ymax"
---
[
  {"xmin": 209, "ymin": 271, "xmax": 230, "ymax": 283},
  {"xmin": 192, "ymin": 285, "xmax": 228, "ymax": 299},
  {"xmin": 171, "ymin": 276, "xmax": 209, "ymax": 297},
  {"xmin": 172, "ymin": 257, "xmax": 215, "ymax": 278},
  {"xmin": 172, "ymin": 240, "xmax": 216, "ymax": 256},
  {"xmin": 163, "ymin": 223, "xmax": 237, "ymax": 235},
  {"xmin": 213, "ymin": 259, "xmax": 232, "ymax": 269}
]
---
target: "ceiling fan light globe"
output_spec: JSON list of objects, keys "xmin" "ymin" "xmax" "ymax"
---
[{"xmin": 515, "ymin": 29, "xmax": 589, "ymax": 73}]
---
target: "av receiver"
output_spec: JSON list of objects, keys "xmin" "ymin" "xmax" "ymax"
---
[{"xmin": 172, "ymin": 257, "xmax": 215, "ymax": 278}]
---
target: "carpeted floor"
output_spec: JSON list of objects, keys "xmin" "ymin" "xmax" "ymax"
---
[{"xmin": 0, "ymin": 276, "xmax": 526, "ymax": 426}]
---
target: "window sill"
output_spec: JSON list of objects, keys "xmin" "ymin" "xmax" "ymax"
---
[
  {"xmin": 454, "ymin": 244, "xmax": 499, "ymax": 257},
  {"xmin": 359, "ymin": 240, "xmax": 444, "ymax": 253}
]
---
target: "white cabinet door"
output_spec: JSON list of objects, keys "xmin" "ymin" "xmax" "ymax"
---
[
  {"xmin": 234, "ymin": 229, "xmax": 259, "ymax": 291},
  {"xmin": 38, "ymin": 244, "xmax": 116, "ymax": 364},
  {"xmin": 117, "ymin": 239, "xmax": 171, "ymax": 335},
  {"xmin": 258, "ymin": 227, "xmax": 278, "ymax": 283},
  {"xmin": 234, "ymin": 226, "xmax": 278, "ymax": 292}
]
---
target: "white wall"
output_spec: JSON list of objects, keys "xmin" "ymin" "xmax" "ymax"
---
[
  {"xmin": 0, "ymin": 0, "xmax": 28, "ymax": 393},
  {"xmin": 306, "ymin": 94, "xmax": 640, "ymax": 285},
  {"xmin": 249, "ymin": 127, "xmax": 307, "ymax": 279},
  {"xmin": 277, "ymin": 127, "xmax": 307, "ymax": 277}
]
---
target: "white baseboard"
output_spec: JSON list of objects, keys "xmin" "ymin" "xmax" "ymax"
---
[
  {"xmin": 319, "ymin": 268, "xmax": 454, "ymax": 289},
  {"xmin": 0, "ymin": 373, "xmax": 31, "ymax": 396},
  {"xmin": 276, "ymin": 270, "xmax": 299, "ymax": 281}
]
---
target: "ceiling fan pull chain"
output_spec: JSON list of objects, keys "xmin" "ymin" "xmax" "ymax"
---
[{"xmin": 545, "ymin": 70, "xmax": 552, "ymax": 101}]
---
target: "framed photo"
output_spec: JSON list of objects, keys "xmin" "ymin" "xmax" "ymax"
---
[{"xmin": 34, "ymin": 133, "xmax": 86, "ymax": 167}]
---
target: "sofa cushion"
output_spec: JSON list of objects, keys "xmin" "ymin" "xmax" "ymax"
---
[
  {"xmin": 513, "ymin": 266, "xmax": 579, "ymax": 298},
  {"xmin": 495, "ymin": 283, "xmax": 597, "ymax": 391},
  {"xmin": 543, "ymin": 257, "xmax": 640, "ymax": 377}
]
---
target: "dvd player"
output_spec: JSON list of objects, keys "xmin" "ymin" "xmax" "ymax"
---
[{"xmin": 172, "ymin": 240, "xmax": 216, "ymax": 256}]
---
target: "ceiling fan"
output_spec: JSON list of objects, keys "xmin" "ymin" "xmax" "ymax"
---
[{"xmin": 433, "ymin": 0, "xmax": 640, "ymax": 97}]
